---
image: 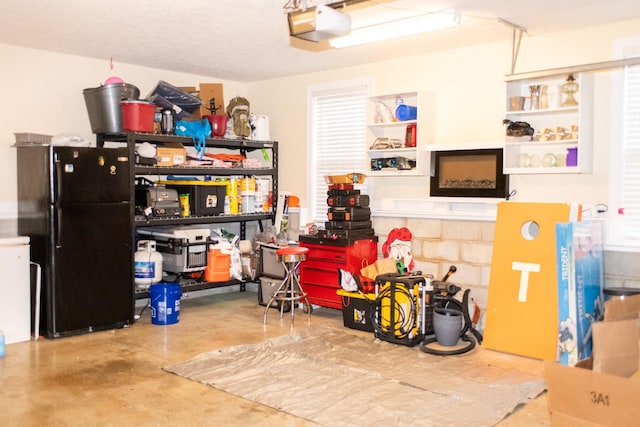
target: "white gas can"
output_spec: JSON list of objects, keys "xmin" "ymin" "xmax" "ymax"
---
[{"xmin": 134, "ymin": 240, "xmax": 163, "ymax": 288}]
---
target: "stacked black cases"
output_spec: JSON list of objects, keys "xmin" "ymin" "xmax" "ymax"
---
[{"xmin": 323, "ymin": 184, "xmax": 375, "ymax": 239}]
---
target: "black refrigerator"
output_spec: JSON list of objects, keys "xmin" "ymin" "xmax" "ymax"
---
[{"xmin": 17, "ymin": 145, "xmax": 134, "ymax": 338}]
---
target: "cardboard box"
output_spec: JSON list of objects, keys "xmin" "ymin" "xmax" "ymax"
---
[
  {"xmin": 544, "ymin": 294, "xmax": 640, "ymax": 426},
  {"xmin": 198, "ymin": 83, "xmax": 225, "ymax": 117},
  {"xmin": 156, "ymin": 143, "xmax": 187, "ymax": 166}
]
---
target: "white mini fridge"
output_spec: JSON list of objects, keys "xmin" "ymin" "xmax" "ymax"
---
[{"xmin": 0, "ymin": 236, "xmax": 31, "ymax": 344}]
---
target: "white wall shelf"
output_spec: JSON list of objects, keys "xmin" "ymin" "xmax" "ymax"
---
[
  {"xmin": 366, "ymin": 90, "xmax": 435, "ymax": 176},
  {"xmin": 503, "ymin": 72, "xmax": 594, "ymax": 174}
]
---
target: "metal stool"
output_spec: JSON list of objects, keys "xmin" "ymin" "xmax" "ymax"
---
[{"xmin": 263, "ymin": 246, "xmax": 311, "ymax": 327}]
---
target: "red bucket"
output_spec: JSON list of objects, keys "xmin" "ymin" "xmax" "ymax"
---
[{"xmin": 121, "ymin": 100, "xmax": 156, "ymax": 133}]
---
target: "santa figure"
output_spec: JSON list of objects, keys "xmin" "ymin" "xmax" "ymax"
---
[{"xmin": 382, "ymin": 227, "xmax": 414, "ymax": 273}]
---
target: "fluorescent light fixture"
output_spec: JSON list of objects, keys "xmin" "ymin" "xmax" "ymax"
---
[{"xmin": 330, "ymin": 8, "xmax": 461, "ymax": 48}]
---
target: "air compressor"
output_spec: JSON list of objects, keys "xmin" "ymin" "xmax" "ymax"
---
[{"xmin": 372, "ymin": 265, "xmax": 483, "ymax": 354}]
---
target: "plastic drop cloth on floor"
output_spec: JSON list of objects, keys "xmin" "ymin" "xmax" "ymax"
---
[{"xmin": 165, "ymin": 324, "xmax": 545, "ymax": 427}]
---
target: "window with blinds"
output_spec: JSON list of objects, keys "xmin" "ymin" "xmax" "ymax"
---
[
  {"xmin": 307, "ymin": 79, "xmax": 371, "ymax": 222},
  {"xmin": 616, "ymin": 64, "xmax": 640, "ymax": 245}
]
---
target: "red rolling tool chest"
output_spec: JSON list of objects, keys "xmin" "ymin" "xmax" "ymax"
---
[{"xmin": 299, "ymin": 234, "xmax": 378, "ymax": 310}]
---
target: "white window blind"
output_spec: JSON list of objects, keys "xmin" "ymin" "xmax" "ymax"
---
[
  {"xmin": 617, "ymin": 64, "xmax": 640, "ymax": 244},
  {"xmin": 308, "ymin": 80, "xmax": 370, "ymax": 222}
]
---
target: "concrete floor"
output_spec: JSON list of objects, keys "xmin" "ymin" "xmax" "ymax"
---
[{"xmin": 0, "ymin": 289, "xmax": 550, "ymax": 426}]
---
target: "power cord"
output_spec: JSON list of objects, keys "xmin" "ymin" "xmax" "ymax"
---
[{"xmin": 372, "ymin": 284, "xmax": 417, "ymax": 341}]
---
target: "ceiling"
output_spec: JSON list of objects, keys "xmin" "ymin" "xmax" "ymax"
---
[{"xmin": 1, "ymin": 0, "xmax": 639, "ymax": 82}]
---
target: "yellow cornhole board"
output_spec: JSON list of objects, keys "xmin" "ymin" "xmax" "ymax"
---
[{"xmin": 483, "ymin": 201, "xmax": 581, "ymax": 360}]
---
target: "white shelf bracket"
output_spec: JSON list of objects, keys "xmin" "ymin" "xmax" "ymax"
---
[{"xmin": 499, "ymin": 18, "xmax": 527, "ymax": 74}]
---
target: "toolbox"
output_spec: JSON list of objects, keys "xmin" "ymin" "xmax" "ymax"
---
[
  {"xmin": 162, "ymin": 180, "xmax": 227, "ymax": 216},
  {"xmin": 327, "ymin": 194, "xmax": 370, "ymax": 207},
  {"xmin": 298, "ymin": 234, "xmax": 378, "ymax": 309},
  {"xmin": 336, "ymin": 289, "xmax": 376, "ymax": 332},
  {"xmin": 327, "ymin": 188, "xmax": 360, "ymax": 196},
  {"xmin": 137, "ymin": 226, "xmax": 213, "ymax": 273},
  {"xmin": 327, "ymin": 206, "xmax": 371, "ymax": 221},
  {"xmin": 320, "ymin": 228, "xmax": 376, "ymax": 239},
  {"xmin": 325, "ymin": 220, "xmax": 372, "ymax": 230}
]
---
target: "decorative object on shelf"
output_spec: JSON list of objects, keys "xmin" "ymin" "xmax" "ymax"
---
[
  {"xmin": 542, "ymin": 153, "xmax": 557, "ymax": 168},
  {"xmin": 518, "ymin": 153, "xmax": 531, "ymax": 168},
  {"xmin": 534, "ymin": 127, "xmax": 552, "ymax": 142},
  {"xmin": 395, "ymin": 103, "xmax": 417, "ymax": 121},
  {"xmin": 369, "ymin": 137, "xmax": 402, "ymax": 149},
  {"xmin": 374, "ymin": 101, "xmax": 394, "ymax": 123},
  {"xmin": 509, "ymin": 96, "xmax": 526, "ymax": 111},
  {"xmin": 566, "ymin": 147, "xmax": 578, "ymax": 166},
  {"xmin": 561, "ymin": 74, "xmax": 579, "ymax": 107},
  {"xmin": 540, "ymin": 85, "xmax": 549, "ymax": 109},
  {"xmin": 529, "ymin": 154, "xmax": 541, "ymax": 168},
  {"xmin": 405, "ymin": 123, "xmax": 417, "ymax": 147},
  {"xmin": 370, "ymin": 157, "xmax": 415, "ymax": 171},
  {"xmin": 503, "ymin": 119, "xmax": 534, "ymax": 138},
  {"xmin": 529, "ymin": 85, "xmax": 547, "ymax": 110},
  {"xmin": 567, "ymin": 124, "xmax": 579, "ymax": 140}
]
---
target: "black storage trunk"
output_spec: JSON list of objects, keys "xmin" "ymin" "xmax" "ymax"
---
[{"xmin": 165, "ymin": 182, "xmax": 226, "ymax": 216}]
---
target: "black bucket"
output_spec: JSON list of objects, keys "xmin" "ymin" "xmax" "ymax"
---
[{"xmin": 83, "ymin": 83, "xmax": 140, "ymax": 133}]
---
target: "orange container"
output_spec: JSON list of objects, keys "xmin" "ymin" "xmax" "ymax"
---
[{"xmin": 205, "ymin": 248, "xmax": 230, "ymax": 282}]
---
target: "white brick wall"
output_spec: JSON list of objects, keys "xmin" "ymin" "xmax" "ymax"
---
[
  {"xmin": 372, "ymin": 217, "xmax": 493, "ymax": 309},
  {"xmin": 372, "ymin": 216, "xmax": 639, "ymax": 310}
]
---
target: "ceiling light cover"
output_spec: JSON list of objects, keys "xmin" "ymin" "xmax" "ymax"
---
[{"xmin": 330, "ymin": 8, "xmax": 461, "ymax": 48}]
